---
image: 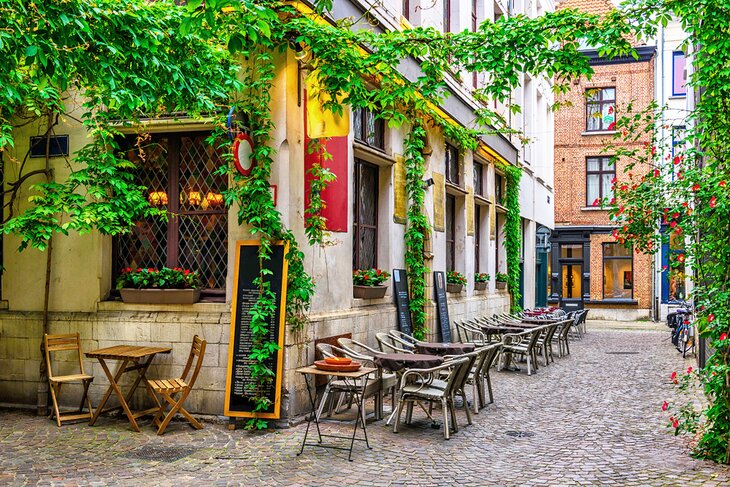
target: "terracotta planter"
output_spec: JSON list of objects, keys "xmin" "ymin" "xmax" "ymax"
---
[
  {"xmin": 353, "ymin": 285, "xmax": 388, "ymax": 299},
  {"xmin": 474, "ymin": 281, "xmax": 487, "ymax": 291},
  {"xmin": 496, "ymin": 281, "xmax": 507, "ymax": 290},
  {"xmin": 119, "ymin": 288, "xmax": 201, "ymax": 304},
  {"xmin": 446, "ymin": 283, "xmax": 463, "ymax": 293}
]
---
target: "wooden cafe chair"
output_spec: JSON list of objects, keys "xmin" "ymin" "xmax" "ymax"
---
[
  {"xmin": 149, "ymin": 335, "xmax": 206, "ymax": 435},
  {"xmin": 43, "ymin": 333, "xmax": 95, "ymax": 427}
]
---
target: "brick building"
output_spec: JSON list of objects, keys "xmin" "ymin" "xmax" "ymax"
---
[{"xmin": 551, "ymin": 0, "xmax": 655, "ymax": 320}]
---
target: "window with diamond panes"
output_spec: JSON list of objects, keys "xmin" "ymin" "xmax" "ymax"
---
[
  {"xmin": 114, "ymin": 133, "xmax": 228, "ymax": 298},
  {"xmin": 353, "ymin": 159, "xmax": 379, "ymax": 270},
  {"xmin": 353, "ymin": 107, "xmax": 385, "ymax": 151}
]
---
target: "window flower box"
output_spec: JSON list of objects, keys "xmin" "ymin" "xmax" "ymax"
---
[
  {"xmin": 353, "ymin": 268, "xmax": 390, "ymax": 299},
  {"xmin": 474, "ymin": 273, "xmax": 489, "ymax": 291},
  {"xmin": 446, "ymin": 271, "xmax": 466, "ymax": 293},
  {"xmin": 496, "ymin": 272, "xmax": 508, "ymax": 290},
  {"xmin": 446, "ymin": 283, "xmax": 463, "ymax": 293},
  {"xmin": 474, "ymin": 281, "xmax": 487, "ymax": 291},
  {"xmin": 117, "ymin": 267, "xmax": 201, "ymax": 304}
]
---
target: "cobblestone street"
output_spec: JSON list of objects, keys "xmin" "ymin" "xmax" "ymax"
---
[{"xmin": 1, "ymin": 321, "xmax": 728, "ymax": 486}]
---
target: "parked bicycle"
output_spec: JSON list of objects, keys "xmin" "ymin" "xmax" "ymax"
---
[{"xmin": 667, "ymin": 300, "xmax": 695, "ymax": 357}]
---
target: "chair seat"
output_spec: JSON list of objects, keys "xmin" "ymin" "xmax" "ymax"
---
[
  {"xmin": 50, "ymin": 374, "xmax": 94, "ymax": 383},
  {"xmin": 401, "ymin": 384, "xmax": 447, "ymax": 400},
  {"xmin": 149, "ymin": 378, "xmax": 188, "ymax": 394}
]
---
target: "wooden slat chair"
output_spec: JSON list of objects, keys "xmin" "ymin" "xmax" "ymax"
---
[
  {"xmin": 149, "ymin": 335, "xmax": 206, "ymax": 435},
  {"xmin": 44, "ymin": 333, "xmax": 94, "ymax": 427}
]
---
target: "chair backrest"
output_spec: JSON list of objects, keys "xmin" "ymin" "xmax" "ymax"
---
[
  {"xmin": 578, "ymin": 309, "xmax": 589, "ymax": 324},
  {"xmin": 375, "ymin": 332, "xmax": 411, "ymax": 353},
  {"xmin": 338, "ymin": 337, "xmax": 380, "ymax": 356},
  {"xmin": 544, "ymin": 322, "xmax": 560, "ymax": 342},
  {"xmin": 180, "ymin": 335, "xmax": 206, "ymax": 389},
  {"xmin": 442, "ymin": 357, "xmax": 472, "ymax": 397},
  {"xmin": 44, "ymin": 333, "xmax": 85, "ymax": 380},
  {"xmin": 316, "ymin": 342, "xmax": 336, "ymax": 359},
  {"xmin": 388, "ymin": 330, "xmax": 417, "ymax": 348}
]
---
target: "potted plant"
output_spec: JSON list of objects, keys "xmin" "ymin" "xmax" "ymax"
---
[
  {"xmin": 495, "ymin": 272, "xmax": 509, "ymax": 290},
  {"xmin": 474, "ymin": 272, "xmax": 490, "ymax": 291},
  {"xmin": 352, "ymin": 268, "xmax": 391, "ymax": 299},
  {"xmin": 117, "ymin": 267, "xmax": 202, "ymax": 304},
  {"xmin": 446, "ymin": 271, "xmax": 466, "ymax": 293}
]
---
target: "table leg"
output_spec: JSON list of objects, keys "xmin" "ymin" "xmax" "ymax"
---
[
  {"xmin": 89, "ymin": 358, "xmax": 130, "ymax": 426},
  {"xmin": 347, "ymin": 375, "xmax": 370, "ymax": 461},
  {"xmin": 298, "ymin": 373, "xmax": 321, "ymax": 456},
  {"xmin": 97, "ymin": 359, "xmax": 141, "ymax": 432}
]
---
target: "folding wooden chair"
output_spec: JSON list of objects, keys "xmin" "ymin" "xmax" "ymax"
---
[
  {"xmin": 149, "ymin": 335, "xmax": 206, "ymax": 435},
  {"xmin": 43, "ymin": 333, "xmax": 94, "ymax": 427}
]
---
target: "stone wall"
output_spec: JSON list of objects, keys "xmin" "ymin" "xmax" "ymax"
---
[{"xmin": 0, "ymin": 292, "xmax": 509, "ymax": 421}]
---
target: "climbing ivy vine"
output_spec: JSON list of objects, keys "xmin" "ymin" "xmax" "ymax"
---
[{"xmin": 503, "ymin": 165, "xmax": 523, "ymax": 312}]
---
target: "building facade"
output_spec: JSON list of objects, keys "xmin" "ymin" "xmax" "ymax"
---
[
  {"xmin": 0, "ymin": 1, "xmax": 553, "ymax": 420},
  {"xmin": 552, "ymin": 0, "xmax": 655, "ymax": 320}
]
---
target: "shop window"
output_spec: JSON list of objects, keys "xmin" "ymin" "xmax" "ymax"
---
[
  {"xmin": 445, "ymin": 143, "xmax": 459, "ymax": 185},
  {"xmin": 560, "ymin": 244, "xmax": 583, "ymax": 259},
  {"xmin": 114, "ymin": 132, "xmax": 228, "ymax": 298},
  {"xmin": 603, "ymin": 243, "xmax": 633, "ymax": 299},
  {"xmin": 672, "ymin": 51, "xmax": 687, "ymax": 96},
  {"xmin": 353, "ymin": 159, "xmax": 379, "ymax": 270},
  {"xmin": 473, "ymin": 162, "xmax": 484, "ymax": 196},
  {"xmin": 353, "ymin": 107, "xmax": 385, "ymax": 151},
  {"xmin": 586, "ymin": 87, "xmax": 616, "ymax": 132},
  {"xmin": 586, "ymin": 156, "xmax": 614, "ymax": 205},
  {"xmin": 446, "ymin": 194, "xmax": 456, "ymax": 271}
]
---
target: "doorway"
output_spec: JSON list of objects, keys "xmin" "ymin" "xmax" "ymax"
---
[{"xmin": 561, "ymin": 263, "xmax": 583, "ymax": 311}]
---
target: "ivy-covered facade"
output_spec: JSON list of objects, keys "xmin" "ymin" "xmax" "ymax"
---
[{"xmin": 0, "ymin": 0, "xmax": 554, "ymax": 420}]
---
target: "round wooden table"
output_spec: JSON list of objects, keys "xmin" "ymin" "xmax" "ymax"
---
[{"xmin": 373, "ymin": 353, "xmax": 443, "ymax": 371}]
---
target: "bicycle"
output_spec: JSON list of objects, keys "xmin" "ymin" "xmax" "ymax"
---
[{"xmin": 669, "ymin": 301, "xmax": 695, "ymax": 358}]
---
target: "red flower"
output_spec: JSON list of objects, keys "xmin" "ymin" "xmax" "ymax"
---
[
  {"xmin": 184, "ymin": 269, "xmax": 191, "ymax": 275},
  {"xmin": 611, "ymin": 177, "xmax": 617, "ymax": 184},
  {"xmin": 720, "ymin": 181, "xmax": 727, "ymax": 188},
  {"xmin": 607, "ymin": 121, "xmax": 616, "ymax": 130},
  {"xmin": 376, "ymin": 269, "xmax": 382, "ymax": 275},
  {"xmin": 708, "ymin": 313, "xmax": 715, "ymax": 323},
  {"xmin": 710, "ymin": 196, "xmax": 717, "ymax": 208},
  {"xmin": 608, "ymin": 106, "xmax": 614, "ymax": 114},
  {"xmin": 682, "ymin": 201, "xmax": 689, "ymax": 207},
  {"xmin": 620, "ymin": 184, "xmax": 628, "ymax": 191},
  {"xmin": 609, "ymin": 197, "xmax": 615, "ymax": 205},
  {"xmin": 687, "ymin": 366, "xmax": 693, "ymax": 374},
  {"xmin": 673, "ymin": 418, "xmax": 679, "ymax": 429},
  {"xmin": 673, "ymin": 155, "xmax": 681, "ymax": 165},
  {"xmin": 662, "ymin": 401, "xmax": 668, "ymax": 411},
  {"xmin": 662, "ymin": 265, "xmax": 668, "ymax": 271},
  {"xmin": 653, "ymin": 169, "xmax": 660, "ymax": 178},
  {"xmin": 672, "ymin": 212, "xmax": 680, "ymax": 219},
  {"xmin": 677, "ymin": 172, "xmax": 684, "ymax": 180},
  {"xmin": 677, "ymin": 254, "xmax": 685, "ymax": 263},
  {"xmin": 592, "ymin": 198, "xmax": 600, "ymax": 207},
  {"xmin": 692, "ymin": 183, "xmax": 701, "ymax": 191},
  {"xmin": 720, "ymin": 332, "xmax": 728, "ymax": 341},
  {"xmin": 670, "ymin": 221, "xmax": 677, "ymax": 228}
]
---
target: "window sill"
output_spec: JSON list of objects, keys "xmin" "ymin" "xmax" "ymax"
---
[
  {"xmin": 445, "ymin": 181, "xmax": 468, "ymax": 196},
  {"xmin": 668, "ymin": 95, "xmax": 686, "ymax": 100},
  {"xmin": 474, "ymin": 194, "xmax": 492, "ymax": 206},
  {"xmin": 580, "ymin": 206, "xmax": 609, "ymax": 211},
  {"xmin": 585, "ymin": 299, "xmax": 638, "ymax": 306},
  {"xmin": 353, "ymin": 142, "xmax": 394, "ymax": 166},
  {"xmin": 97, "ymin": 300, "xmax": 230, "ymax": 313},
  {"xmin": 351, "ymin": 295, "xmax": 393, "ymax": 308},
  {"xmin": 581, "ymin": 130, "xmax": 618, "ymax": 137},
  {"xmin": 495, "ymin": 203, "xmax": 508, "ymax": 213}
]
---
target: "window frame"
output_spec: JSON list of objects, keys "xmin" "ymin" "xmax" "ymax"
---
[
  {"xmin": 585, "ymin": 87, "xmax": 616, "ymax": 132},
  {"xmin": 446, "ymin": 194, "xmax": 456, "ymax": 272},
  {"xmin": 445, "ymin": 143, "xmax": 459, "ymax": 185},
  {"xmin": 403, "ymin": 0, "xmax": 410, "ymax": 20},
  {"xmin": 585, "ymin": 156, "xmax": 615, "ymax": 206},
  {"xmin": 474, "ymin": 204, "xmax": 481, "ymax": 273},
  {"xmin": 672, "ymin": 51, "xmax": 687, "ymax": 96},
  {"xmin": 353, "ymin": 106, "xmax": 385, "ymax": 152},
  {"xmin": 444, "ymin": 0, "xmax": 451, "ymax": 32},
  {"xmin": 473, "ymin": 161, "xmax": 484, "ymax": 196},
  {"xmin": 602, "ymin": 242, "xmax": 634, "ymax": 299},
  {"xmin": 113, "ymin": 131, "xmax": 229, "ymax": 299},
  {"xmin": 495, "ymin": 172, "xmax": 504, "ymax": 204},
  {"xmin": 352, "ymin": 158, "xmax": 379, "ymax": 270}
]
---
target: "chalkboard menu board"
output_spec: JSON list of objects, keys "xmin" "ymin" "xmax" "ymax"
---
[
  {"xmin": 392, "ymin": 269, "xmax": 412, "ymax": 336},
  {"xmin": 224, "ymin": 240, "xmax": 289, "ymax": 419},
  {"xmin": 433, "ymin": 271, "xmax": 452, "ymax": 343}
]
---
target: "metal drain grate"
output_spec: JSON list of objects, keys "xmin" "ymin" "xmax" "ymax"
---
[
  {"xmin": 121, "ymin": 445, "xmax": 197, "ymax": 463},
  {"xmin": 505, "ymin": 431, "xmax": 535, "ymax": 438},
  {"xmin": 605, "ymin": 351, "xmax": 640, "ymax": 355}
]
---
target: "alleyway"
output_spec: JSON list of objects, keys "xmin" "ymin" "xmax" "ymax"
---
[{"xmin": 1, "ymin": 321, "xmax": 728, "ymax": 486}]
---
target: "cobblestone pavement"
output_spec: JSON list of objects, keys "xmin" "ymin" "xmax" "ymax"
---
[{"xmin": 2, "ymin": 321, "xmax": 728, "ymax": 486}]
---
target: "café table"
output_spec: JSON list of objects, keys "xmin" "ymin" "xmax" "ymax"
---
[
  {"xmin": 86, "ymin": 345, "xmax": 172, "ymax": 432},
  {"xmin": 296, "ymin": 365, "xmax": 376, "ymax": 461},
  {"xmin": 520, "ymin": 316, "xmax": 561, "ymax": 325},
  {"xmin": 373, "ymin": 353, "xmax": 444, "ymax": 425},
  {"xmin": 414, "ymin": 342, "xmax": 475, "ymax": 356}
]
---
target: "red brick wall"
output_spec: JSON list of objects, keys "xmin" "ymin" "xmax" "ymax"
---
[{"xmin": 554, "ymin": 59, "xmax": 655, "ymax": 226}]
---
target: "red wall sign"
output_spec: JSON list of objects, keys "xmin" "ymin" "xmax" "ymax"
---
[{"xmin": 233, "ymin": 133, "xmax": 255, "ymax": 176}]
